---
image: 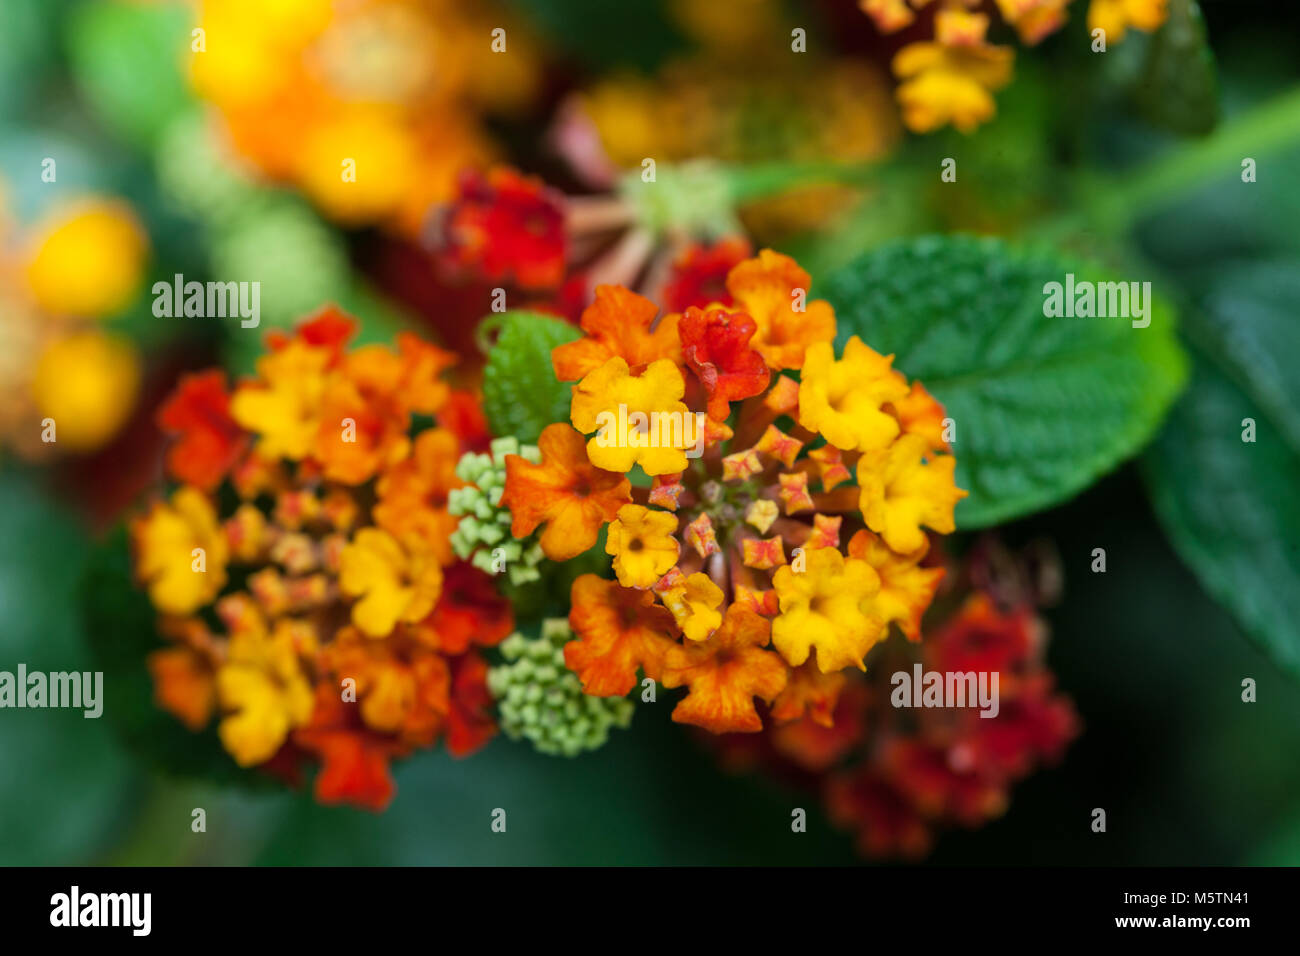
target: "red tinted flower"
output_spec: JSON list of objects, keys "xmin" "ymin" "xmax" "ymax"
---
[
  {"xmin": 156, "ymin": 370, "xmax": 248, "ymax": 491},
  {"xmin": 679, "ymin": 306, "xmax": 770, "ymax": 421},
  {"xmin": 439, "ymin": 167, "xmax": 567, "ymax": 289},
  {"xmin": 661, "ymin": 237, "xmax": 752, "ymax": 313}
]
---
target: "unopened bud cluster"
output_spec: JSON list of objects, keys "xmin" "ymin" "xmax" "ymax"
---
[
  {"xmin": 449, "ymin": 437, "xmax": 544, "ymax": 584},
  {"xmin": 487, "ymin": 619, "xmax": 634, "ymax": 757}
]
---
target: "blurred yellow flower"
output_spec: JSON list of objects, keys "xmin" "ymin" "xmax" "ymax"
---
[
  {"xmin": 23, "ymin": 200, "xmax": 147, "ymax": 318},
  {"xmin": 31, "ymin": 331, "xmax": 141, "ymax": 452},
  {"xmin": 133, "ymin": 487, "xmax": 230, "ymax": 616},
  {"xmin": 339, "ymin": 528, "xmax": 443, "ymax": 638},
  {"xmin": 217, "ymin": 614, "xmax": 315, "ymax": 766},
  {"xmin": 1088, "ymin": 0, "xmax": 1168, "ymax": 42}
]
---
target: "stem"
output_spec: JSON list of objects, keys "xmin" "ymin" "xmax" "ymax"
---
[
  {"xmin": 1044, "ymin": 85, "xmax": 1300, "ymax": 239},
  {"xmin": 724, "ymin": 160, "xmax": 881, "ymax": 204}
]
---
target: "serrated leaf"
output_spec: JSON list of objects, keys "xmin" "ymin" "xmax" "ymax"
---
[
  {"xmin": 1143, "ymin": 355, "xmax": 1300, "ymax": 680},
  {"xmin": 80, "ymin": 525, "xmax": 271, "ymax": 787},
  {"xmin": 1133, "ymin": 0, "xmax": 1218, "ymax": 136},
  {"xmin": 822, "ymin": 235, "xmax": 1188, "ymax": 528},
  {"xmin": 482, "ymin": 311, "xmax": 579, "ymax": 444}
]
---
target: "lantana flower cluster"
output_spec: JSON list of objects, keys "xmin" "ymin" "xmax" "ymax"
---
[
  {"xmin": 131, "ymin": 309, "xmax": 509, "ymax": 809},
  {"xmin": 863, "ymin": 0, "xmax": 1169, "ymax": 133},
  {"xmin": 498, "ymin": 249, "xmax": 967, "ymax": 735}
]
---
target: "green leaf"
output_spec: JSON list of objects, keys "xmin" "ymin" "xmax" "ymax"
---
[
  {"xmin": 80, "ymin": 526, "xmax": 271, "ymax": 786},
  {"xmin": 1133, "ymin": 0, "xmax": 1218, "ymax": 136},
  {"xmin": 1143, "ymin": 355, "xmax": 1300, "ymax": 680},
  {"xmin": 67, "ymin": 0, "xmax": 193, "ymax": 149},
  {"xmin": 482, "ymin": 311, "xmax": 579, "ymax": 444},
  {"xmin": 822, "ymin": 235, "xmax": 1188, "ymax": 527},
  {"xmin": 1192, "ymin": 259, "xmax": 1300, "ymax": 455}
]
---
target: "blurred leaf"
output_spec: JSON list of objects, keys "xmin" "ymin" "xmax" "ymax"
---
[
  {"xmin": 822, "ymin": 235, "xmax": 1188, "ymax": 527},
  {"xmin": 0, "ymin": 0, "xmax": 58, "ymax": 119},
  {"xmin": 80, "ymin": 525, "xmax": 270, "ymax": 786},
  {"xmin": 0, "ymin": 471, "xmax": 137, "ymax": 864},
  {"xmin": 482, "ymin": 311, "xmax": 579, "ymax": 444},
  {"xmin": 1144, "ymin": 299, "xmax": 1300, "ymax": 681},
  {"xmin": 67, "ymin": 0, "xmax": 192, "ymax": 149},
  {"xmin": 1193, "ymin": 259, "xmax": 1300, "ymax": 455},
  {"xmin": 1133, "ymin": 0, "xmax": 1218, "ymax": 136}
]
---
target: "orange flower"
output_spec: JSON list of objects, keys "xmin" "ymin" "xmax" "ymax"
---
[
  {"xmin": 565, "ymin": 574, "xmax": 677, "ymax": 696},
  {"xmin": 661, "ymin": 605, "xmax": 789, "ymax": 733},
  {"xmin": 551, "ymin": 284, "xmax": 681, "ymax": 381},
  {"xmin": 889, "ymin": 380, "xmax": 950, "ymax": 452},
  {"xmin": 314, "ymin": 336, "xmax": 455, "ymax": 485},
  {"xmin": 725, "ymin": 250, "xmax": 836, "ymax": 370},
  {"xmin": 769, "ymin": 661, "xmax": 846, "ymax": 728},
  {"xmin": 156, "ymin": 371, "xmax": 249, "ymax": 492},
  {"xmin": 147, "ymin": 646, "xmax": 216, "ymax": 732},
  {"xmin": 500, "ymin": 423, "xmax": 632, "ymax": 561},
  {"xmin": 320, "ymin": 626, "xmax": 451, "ymax": 746},
  {"xmin": 374, "ymin": 428, "xmax": 465, "ymax": 566}
]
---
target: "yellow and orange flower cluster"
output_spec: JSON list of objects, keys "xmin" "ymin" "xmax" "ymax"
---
[
  {"xmin": 862, "ymin": 0, "xmax": 1168, "ymax": 133},
  {"xmin": 190, "ymin": 0, "xmax": 542, "ymax": 235},
  {"xmin": 131, "ymin": 309, "xmax": 508, "ymax": 809},
  {"xmin": 0, "ymin": 187, "xmax": 147, "ymax": 458},
  {"xmin": 500, "ymin": 249, "xmax": 966, "ymax": 735}
]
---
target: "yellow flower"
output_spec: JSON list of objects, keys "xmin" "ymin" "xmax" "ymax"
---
[
  {"xmin": 857, "ymin": 434, "xmax": 967, "ymax": 553},
  {"xmin": 798, "ymin": 336, "xmax": 909, "ymax": 452},
  {"xmin": 847, "ymin": 530, "xmax": 945, "ymax": 641},
  {"xmin": 605, "ymin": 504, "xmax": 680, "ymax": 589},
  {"xmin": 892, "ymin": 40, "xmax": 1013, "ymax": 134},
  {"xmin": 133, "ymin": 487, "xmax": 229, "ymax": 616},
  {"xmin": 217, "ymin": 615, "xmax": 315, "ymax": 766},
  {"xmin": 31, "ymin": 331, "xmax": 140, "ymax": 452},
  {"xmin": 339, "ymin": 528, "xmax": 443, "ymax": 638},
  {"xmin": 296, "ymin": 107, "xmax": 419, "ymax": 226},
  {"xmin": 23, "ymin": 199, "xmax": 147, "ymax": 318},
  {"xmin": 661, "ymin": 571, "xmax": 724, "ymax": 641},
  {"xmin": 230, "ymin": 340, "xmax": 333, "ymax": 460},
  {"xmin": 1088, "ymin": 0, "xmax": 1167, "ymax": 42},
  {"xmin": 570, "ymin": 356, "xmax": 694, "ymax": 476},
  {"xmin": 771, "ymin": 547, "xmax": 884, "ymax": 673}
]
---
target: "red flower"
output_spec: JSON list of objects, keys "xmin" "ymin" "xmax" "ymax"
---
[
  {"xmin": 662, "ymin": 237, "xmax": 752, "ymax": 313},
  {"xmin": 426, "ymin": 562, "xmax": 514, "ymax": 655},
  {"xmin": 294, "ymin": 686, "xmax": 404, "ymax": 812},
  {"xmin": 445, "ymin": 650, "xmax": 497, "ymax": 757},
  {"xmin": 266, "ymin": 306, "xmax": 357, "ymax": 360},
  {"xmin": 156, "ymin": 371, "xmax": 248, "ymax": 491},
  {"xmin": 439, "ymin": 167, "xmax": 567, "ymax": 290},
  {"xmin": 679, "ymin": 306, "xmax": 770, "ymax": 421}
]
